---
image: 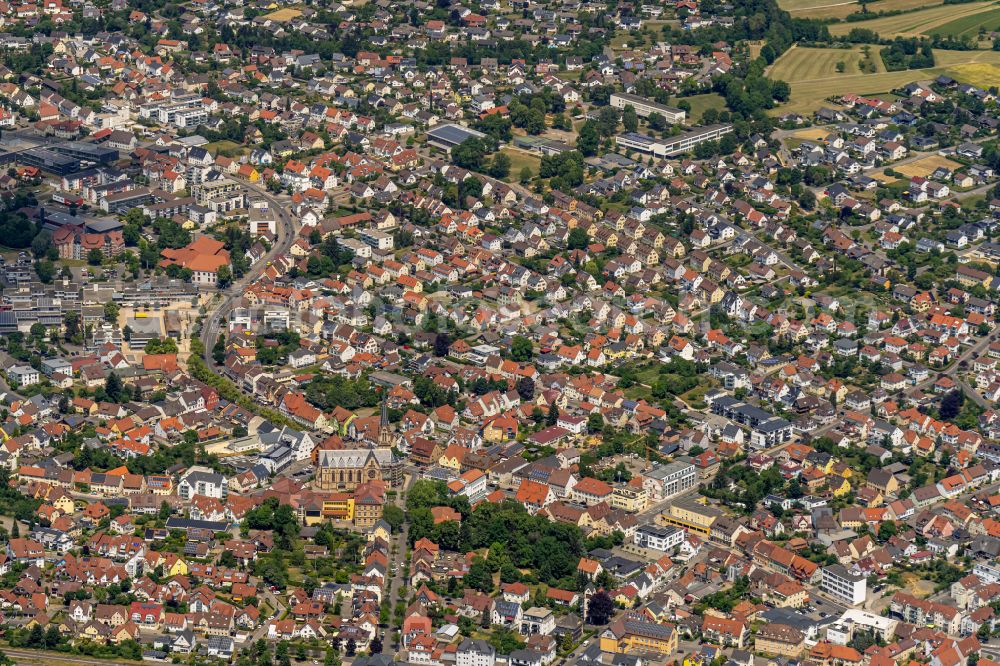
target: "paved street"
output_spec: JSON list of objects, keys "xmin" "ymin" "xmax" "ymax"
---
[
  {"xmin": 197, "ymin": 180, "xmax": 299, "ymax": 373},
  {"xmin": 385, "ymin": 469, "xmax": 415, "ymax": 650}
]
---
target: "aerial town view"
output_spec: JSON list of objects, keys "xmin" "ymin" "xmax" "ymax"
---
[{"xmin": 5, "ymin": 0, "xmax": 1000, "ymax": 664}]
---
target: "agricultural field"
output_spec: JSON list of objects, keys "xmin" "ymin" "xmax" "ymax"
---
[
  {"xmin": 768, "ymin": 45, "xmax": 885, "ymax": 81},
  {"xmin": 769, "ymin": 46, "xmax": 1000, "ymax": 114},
  {"xmin": 892, "ymin": 155, "xmax": 962, "ymax": 179},
  {"xmin": 946, "ymin": 62, "xmax": 1000, "ymax": 86},
  {"xmin": 937, "ymin": 49, "xmax": 1000, "ymax": 84},
  {"xmin": 924, "ymin": 5, "xmax": 1000, "ymax": 37},
  {"xmin": 262, "ymin": 7, "xmax": 303, "ymax": 21},
  {"xmin": 828, "ymin": 2, "xmax": 996, "ymax": 37},
  {"xmin": 779, "ymin": 0, "xmax": 941, "ymax": 21},
  {"xmin": 792, "ymin": 128, "xmax": 835, "ymax": 141}
]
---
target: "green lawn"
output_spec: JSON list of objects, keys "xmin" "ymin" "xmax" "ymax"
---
[
  {"xmin": 682, "ymin": 93, "xmax": 727, "ymax": 123},
  {"xmin": 205, "ymin": 140, "xmax": 245, "ymax": 157},
  {"xmin": 501, "ymin": 148, "xmax": 542, "ymax": 181}
]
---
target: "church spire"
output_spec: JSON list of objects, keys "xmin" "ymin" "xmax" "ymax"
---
[{"xmin": 377, "ymin": 392, "xmax": 393, "ymax": 449}]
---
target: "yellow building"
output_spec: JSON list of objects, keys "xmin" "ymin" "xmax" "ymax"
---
[
  {"xmin": 438, "ymin": 445, "xmax": 466, "ymax": 472},
  {"xmin": 770, "ymin": 580, "xmax": 809, "ymax": 608},
  {"xmin": 164, "ymin": 555, "xmax": 188, "ymax": 577},
  {"xmin": 657, "ymin": 499, "xmax": 721, "ymax": 537},
  {"xmin": 600, "ymin": 618, "xmax": 678, "ymax": 655},
  {"xmin": 611, "ymin": 485, "xmax": 648, "ymax": 513},
  {"xmin": 353, "ymin": 487, "xmax": 384, "ymax": 529},
  {"xmin": 368, "ymin": 520, "xmax": 391, "ymax": 543},
  {"xmin": 51, "ymin": 494, "xmax": 75, "ymax": 515},
  {"xmin": 830, "ymin": 478, "xmax": 851, "ymax": 498}
]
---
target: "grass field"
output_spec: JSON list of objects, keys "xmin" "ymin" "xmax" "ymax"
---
[
  {"xmin": 780, "ymin": 0, "xmax": 942, "ymax": 20},
  {"xmin": 925, "ymin": 5, "xmax": 1000, "ymax": 36},
  {"xmin": 684, "ymin": 93, "xmax": 727, "ymax": 122},
  {"xmin": 828, "ymin": 1, "xmax": 996, "ymax": 36},
  {"xmin": 263, "ymin": 7, "xmax": 302, "ymax": 21},
  {"xmin": 500, "ymin": 147, "xmax": 541, "ymax": 181},
  {"xmin": 205, "ymin": 140, "xmax": 249, "ymax": 157}
]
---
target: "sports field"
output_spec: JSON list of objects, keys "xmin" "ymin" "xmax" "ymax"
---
[
  {"xmin": 828, "ymin": 1, "xmax": 996, "ymax": 37},
  {"xmin": 780, "ymin": 0, "xmax": 942, "ymax": 20},
  {"xmin": 925, "ymin": 6, "xmax": 1000, "ymax": 37}
]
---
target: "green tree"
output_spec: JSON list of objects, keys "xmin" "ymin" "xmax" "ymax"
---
[
  {"xmin": 510, "ymin": 335, "xmax": 533, "ymax": 362},
  {"xmin": 217, "ymin": 264, "xmax": 233, "ymax": 289},
  {"xmin": 465, "ymin": 557, "xmax": 493, "ymax": 592},
  {"xmin": 576, "ymin": 120, "xmax": 600, "ymax": 156},
  {"xmin": 587, "ymin": 412, "xmax": 604, "ymax": 433},
  {"xmin": 488, "ymin": 152, "xmax": 511, "ymax": 178},
  {"xmin": 31, "ymin": 230, "xmax": 51, "ymax": 258},
  {"xmin": 87, "ymin": 248, "xmax": 104, "ymax": 266},
  {"xmin": 213, "ymin": 334, "xmax": 226, "ymax": 365},
  {"xmin": 35, "ymin": 260, "xmax": 55, "ymax": 283},
  {"xmin": 878, "ymin": 520, "xmax": 898, "ymax": 542},
  {"xmin": 451, "ymin": 137, "xmax": 489, "ymax": 171},
  {"xmin": 103, "ymin": 300, "xmax": 119, "ymax": 323},
  {"xmin": 383, "ymin": 504, "xmax": 404, "ymax": 531},
  {"xmin": 568, "ymin": 227, "xmax": 589, "ymax": 250},
  {"xmin": 622, "ymin": 104, "xmax": 638, "ymax": 133},
  {"xmin": 63, "ymin": 310, "xmax": 80, "ymax": 342},
  {"xmin": 546, "ymin": 402, "xmax": 559, "ymax": 426}
]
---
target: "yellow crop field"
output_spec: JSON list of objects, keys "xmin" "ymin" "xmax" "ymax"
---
[
  {"xmin": 893, "ymin": 156, "xmax": 962, "ymax": 178},
  {"xmin": 263, "ymin": 7, "xmax": 302, "ymax": 21},
  {"xmin": 945, "ymin": 62, "xmax": 1000, "ymax": 86},
  {"xmin": 792, "ymin": 128, "xmax": 835, "ymax": 141}
]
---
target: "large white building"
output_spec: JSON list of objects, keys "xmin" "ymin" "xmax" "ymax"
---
[
  {"xmin": 615, "ymin": 124, "xmax": 734, "ymax": 157},
  {"xmin": 178, "ymin": 467, "xmax": 228, "ymax": 500},
  {"xmin": 643, "ymin": 461, "xmax": 697, "ymax": 501},
  {"xmin": 821, "ymin": 565, "xmax": 867, "ymax": 606},
  {"xmin": 610, "ymin": 92, "xmax": 686, "ymax": 123},
  {"xmin": 634, "ymin": 523, "xmax": 685, "ymax": 551}
]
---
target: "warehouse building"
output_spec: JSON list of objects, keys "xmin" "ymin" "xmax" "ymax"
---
[{"xmin": 426, "ymin": 123, "xmax": 486, "ymax": 153}]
